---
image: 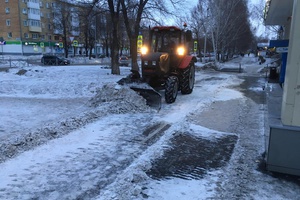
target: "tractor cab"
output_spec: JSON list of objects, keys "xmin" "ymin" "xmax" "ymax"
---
[
  {"xmin": 142, "ymin": 26, "xmax": 192, "ymax": 55},
  {"xmin": 151, "ymin": 26, "xmax": 183, "ymax": 54},
  {"xmin": 140, "ymin": 26, "xmax": 194, "ymax": 85}
]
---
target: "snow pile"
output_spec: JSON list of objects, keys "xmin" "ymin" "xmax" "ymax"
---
[
  {"xmin": 0, "ymin": 82, "xmax": 153, "ymax": 163},
  {"xmin": 0, "ymin": 107, "xmax": 101, "ymax": 163},
  {"xmin": 201, "ymin": 62, "xmax": 218, "ymax": 70},
  {"xmin": 89, "ymin": 83, "xmax": 153, "ymax": 113}
]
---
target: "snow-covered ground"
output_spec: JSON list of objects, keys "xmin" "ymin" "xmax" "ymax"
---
[{"xmin": 1, "ymin": 54, "xmax": 299, "ymax": 199}]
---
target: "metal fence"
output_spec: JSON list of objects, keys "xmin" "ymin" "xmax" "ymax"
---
[{"xmin": 0, "ymin": 58, "xmax": 40, "ymax": 68}]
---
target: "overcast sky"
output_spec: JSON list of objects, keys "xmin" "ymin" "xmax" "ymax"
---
[{"xmin": 165, "ymin": 0, "xmax": 273, "ymax": 38}]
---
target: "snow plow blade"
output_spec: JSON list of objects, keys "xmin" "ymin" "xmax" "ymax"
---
[
  {"xmin": 117, "ymin": 77, "xmax": 161, "ymax": 110},
  {"xmin": 130, "ymin": 86, "xmax": 161, "ymax": 110}
]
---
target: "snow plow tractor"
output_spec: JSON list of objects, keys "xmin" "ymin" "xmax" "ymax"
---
[{"xmin": 118, "ymin": 25, "xmax": 197, "ymax": 109}]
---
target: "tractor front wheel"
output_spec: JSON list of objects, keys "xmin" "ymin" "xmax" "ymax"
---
[
  {"xmin": 181, "ymin": 63, "xmax": 195, "ymax": 94},
  {"xmin": 165, "ymin": 76, "xmax": 179, "ymax": 103}
]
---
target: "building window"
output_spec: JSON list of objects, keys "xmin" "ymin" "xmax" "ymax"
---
[
  {"xmin": 46, "ymin": 2, "xmax": 49, "ymax": 8},
  {"xmin": 23, "ymin": 20, "xmax": 28, "ymax": 26},
  {"xmin": 39, "ymin": 2, "xmax": 43, "ymax": 7},
  {"xmin": 54, "ymin": 35, "xmax": 59, "ymax": 40},
  {"xmin": 5, "ymin": 7, "xmax": 10, "ymax": 14},
  {"xmin": 28, "ymin": 8, "xmax": 40, "ymax": 15},
  {"xmin": 24, "ymin": 33, "xmax": 29, "ymax": 38},
  {"xmin": 6, "ymin": 19, "xmax": 11, "ymax": 26},
  {"xmin": 29, "ymin": 20, "xmax": 40, "ymax": 27},
  {"xmin": 48, "ymin": 23, "xmax": 51, "ymax": 30},
  {"xmin": 40, "ymin": 12, "xmax": 43, "ymax": 17},
  {"xmin": 40, "ymin": 35, "xmax": 45, "ymax": 40},
  {"xmin": 22, "ymin": 8, "xmax": 27, "ymax": 14},
  {"xmin": 5, "ymin": 0, "xmax": 9, "ymax": 3},
  {"xmin": 8, "ymin": 32, "xmax": 12, "ymax": 38},
  {"xmin": 48, "ymin": 35, "xmax": 51, "ymax": 41},
  {"xmin": 32, "ymin": 33, "xmax": 39, "ymax": 39},
  {"xmin": 47, "ymin": 13, "xmax": 50, "ymax": 18}
]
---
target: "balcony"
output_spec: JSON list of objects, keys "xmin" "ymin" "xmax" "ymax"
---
[
  {"xmin": 29, "ymin": 26, "xmax": 42, "ymax": 32},
  {"xmin": 27, "ymin": 1, "xmax": 40, "ymax": 9},
  {"xmin": 264, "ymin": 0, "xmax": 294, "ymax": 25},
  {"xmin": 28, "ymin": 13, "xmax": 41, "ymax": 20}
]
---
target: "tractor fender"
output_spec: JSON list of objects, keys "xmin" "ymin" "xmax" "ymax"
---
[{"xmin": 178, "ymin": 55, "xmax": 197, "ymax": 69}]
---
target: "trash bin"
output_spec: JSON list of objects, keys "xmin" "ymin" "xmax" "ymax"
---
[{"xmin": 269, "ymin": 67, "xmax": 278, "ymax": 79}]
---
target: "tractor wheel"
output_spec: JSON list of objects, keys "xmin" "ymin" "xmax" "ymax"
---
[
  {"xmin": 165, "ymin": 76, "xmax": 179, "ymax": 103},
  {"xmin": 181, "ymin": 63, "xmax": 195, "ymax": 94}
]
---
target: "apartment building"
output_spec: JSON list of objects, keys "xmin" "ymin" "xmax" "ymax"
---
[{"xmin": 0, "ymin": 0, "xmax": 81, "ymax": 55}]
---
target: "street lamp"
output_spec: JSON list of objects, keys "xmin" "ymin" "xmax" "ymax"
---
[
  {"xmin": 94, "ymin": 14, "xmax": 98, "ymax": 58},
  {"xmin": 203, "ymin": 8, "xmax": 209, "ymax": 63},
  {"xmin": 203, "ymin": 33, "xmax": 207, "ymax": 63}
]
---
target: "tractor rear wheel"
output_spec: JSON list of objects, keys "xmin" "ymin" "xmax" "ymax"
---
[
  {"xmin": 165, "ymin": 76, "xmax": 179, "ymax": 103},
  {"xmin": 181, "ymin": 63, "xmax": 195, "ymax": 94}
]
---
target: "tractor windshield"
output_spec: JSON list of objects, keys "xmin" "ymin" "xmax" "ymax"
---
[{"xmin": 151, "ymin": 31, "xmax": 181, "ymax": 53}]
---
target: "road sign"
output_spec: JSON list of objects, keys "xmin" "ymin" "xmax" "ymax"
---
[
  {"xmin": 276, "ymin": 47, "xmax": 288, "ymax": 53},
  {"xmin": 40, "ymin": 42, "xmax": 44, "ymax": 48},
  {"xmin": 137, "ymin": 35, "xmax": 143, "ymax": 52},
  {"xmin": 73, "ymin": 40, "xmax": 78, "ymax": 47},
  {"xmin": 69, "ymin": 36, "xmax": 74, "ymax": 42},
  {"xmin": 59, "ymin": 42, "xmax": 63, "ymax": 48},
  {"xmin": 194, "ymin": 41, "xmax": 198, "ymax": 52}
]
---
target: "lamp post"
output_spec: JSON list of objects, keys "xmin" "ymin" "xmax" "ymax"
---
[
  {"xmin": 94, "ymin": 14, "xmax": 98, "ymax": 58},
  {"xmin": 0, "ymin": 42, "xmax": 4, "ymax": 59},
  {"xmin": 203, "ymin": 8, "xmax": 209, "ymax": 63},
  {"xmin": 203, "ymin": 33, "xmax": 207, "ymax": 63}
]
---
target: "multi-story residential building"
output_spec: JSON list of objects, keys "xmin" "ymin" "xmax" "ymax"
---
[{"xmin": 0, "ymin": 0, "xmax": 83, "ymax": 55}]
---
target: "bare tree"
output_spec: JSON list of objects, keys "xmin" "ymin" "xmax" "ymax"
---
[
  {"xmin": 107, "ymin": 0, "xmax": 122, "ymax": 75},
  {"xmin": 52, "ymin": 0, "xmax": 75, "ymax": 58},
  {"xmin": 249, "ymin": 0, "xmax": 279, "ymax": 39},
  {"xmin": 93, "ymin": 0, "xmax": 185, "ymax": 74},
  {"xmin": 102, "ymin": 13, "xmax": 112, "ymax": 57},
  {"xmin": 120, "ymin": 0, "xmax": 183, "ymax": 72},
  {"xmin": 188, "ymin": 1, "xmax": 211, "ymax": 58},
  {"xmin": 76, "ymin": 1, "xmax": 108, "ymax": 59},
  {"xmin": 120, "ymin": 0, "xmax": 148, "ymax": 72},
  {"xmin": 207, "ymin": 0, "xmax": 253, "ymax": 60},
  {"xmin": 77, "ymin": 2, "xmax": 97, "ymax": 59}
]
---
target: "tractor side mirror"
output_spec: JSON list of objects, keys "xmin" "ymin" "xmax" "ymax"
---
[{"xmin": 186, "ymin": 30, "xmax": 192, "ymax": 42}]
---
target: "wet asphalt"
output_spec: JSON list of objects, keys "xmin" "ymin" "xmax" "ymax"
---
[
  {"xmin": 147, "ymin": 73, "xmax": 265, "ymax": 180},
  {"xmin": 146, "ymin": 71, "xmax": 300, "ymax": 198}
]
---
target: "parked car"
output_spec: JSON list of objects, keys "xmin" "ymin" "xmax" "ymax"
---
[
  {"xmin": 41, "ymin": 55, "xmax": 70, "ymax": 65},
  {"xmin": 91, "ymin": 54, "xmax": 106, "ymax": 58},
  {"xmin": 119, "ymin": 55, "xmax": 130, "ymax": 66}
]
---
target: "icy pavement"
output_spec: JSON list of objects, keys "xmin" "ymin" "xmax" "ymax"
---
[{"xmin": 0, "ymin": 113, "xmax": 156, "ymax": 199}]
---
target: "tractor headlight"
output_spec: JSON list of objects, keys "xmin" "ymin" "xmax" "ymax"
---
[
  {"xmin": 177, "ymin": 47, "xmax": 185, "ymax": 56},
  {"xmin": 141, "ymin": 46, "xmax": 148, "ymax": 55},
  {"xmin": 152, "ymin": 61, "xmax": 157, "ymax": 66},
  {"xmin": 144, "ymin": 61, "xmax": 148, "ymax": 66}
]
